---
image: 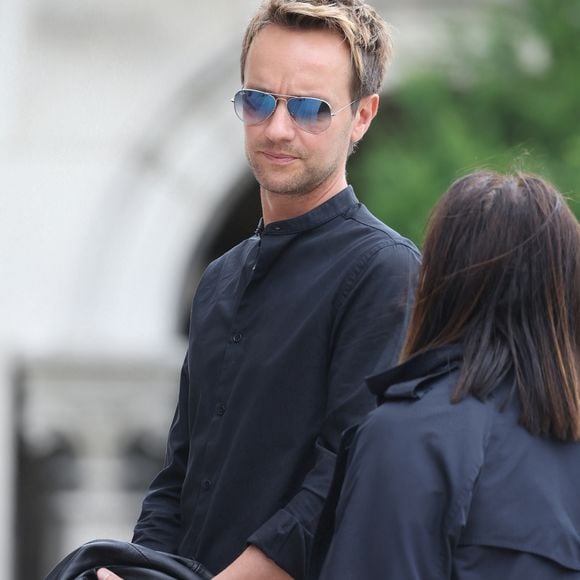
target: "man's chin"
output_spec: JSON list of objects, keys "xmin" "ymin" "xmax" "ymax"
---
[
  {"xmin": 251, "ymin": 160, "xmax": 331, "ymax": 198},
  {"xmin": 259, "ymin": 182, "xmax": 307, "ymax": 197},
  {"xmin": 254, "ymin": 171, "xmax": 307, "ymax": 197},
  {"xmin": 256, "ymin": 170, "xmax": 333, "ymax": 198}
]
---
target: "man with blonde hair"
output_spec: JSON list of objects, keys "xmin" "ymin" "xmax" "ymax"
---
[{"xmin": 100, "ymin": 1, "xmax": 419, "ymax": 578}]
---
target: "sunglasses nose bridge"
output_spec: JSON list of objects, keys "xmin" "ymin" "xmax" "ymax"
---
[
  {"xmin": 271, "ymin": 95, "xmax": 289, "ymax": 115},
  {"xmin": 266, "ymin": 96, "xmax": 297, "ymax": 128}
]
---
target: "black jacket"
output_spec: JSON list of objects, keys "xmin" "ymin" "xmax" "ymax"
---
[
  {"xmin": 44, "ymin": 539, "xmax": 213, "ymax": 580},
  {"xmin": 311, "ymin": 344, "xmax": 580, "ymax": 579}
]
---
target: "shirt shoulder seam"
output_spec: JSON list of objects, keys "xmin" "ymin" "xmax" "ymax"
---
[{"xmin": 333, "ymin": 239, "xmax": 416, "ymax": 312}]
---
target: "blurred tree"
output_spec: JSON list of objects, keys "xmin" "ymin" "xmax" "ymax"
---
[{"xmin": 350, "ymin": 0, "xmax": 580, "ymax": 245}]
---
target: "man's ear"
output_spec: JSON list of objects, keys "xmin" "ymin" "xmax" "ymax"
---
[{"xmin": 350, "ymin": 93, "xmax": 379, "ymax": 144}]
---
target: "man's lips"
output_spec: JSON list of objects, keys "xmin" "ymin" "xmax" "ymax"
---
[{"xmin": 261, "ymin": 151, "xmax": 300, "ymax": 164}]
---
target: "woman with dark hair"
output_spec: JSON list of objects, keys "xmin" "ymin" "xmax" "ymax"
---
[{"xmin": 309, "ymin": 171, "xmax": 580, "ymax": 579}]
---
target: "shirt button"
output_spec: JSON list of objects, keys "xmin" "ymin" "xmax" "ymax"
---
[
  {"xmin": 202, "ymin": 480, "xmax": 212, "ymax": 491},
  {"xmin": 216, "ymin": 403, "xmax": 226, "ymax": 416},
  {"xmin": 232, "ymin": 333, "xmax": 243, "ymax": 343}
]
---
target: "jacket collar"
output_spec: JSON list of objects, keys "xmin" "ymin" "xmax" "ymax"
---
[{"xmin": 367, "ymin": 343, "xmax": 464, "ymax": 403}]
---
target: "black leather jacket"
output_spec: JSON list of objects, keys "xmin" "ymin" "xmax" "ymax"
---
[{"xmin": 44, "ymin": 539, "xmax": 214, "ymax": 580}]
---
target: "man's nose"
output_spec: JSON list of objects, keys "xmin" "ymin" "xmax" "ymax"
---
[{"xmin": 263, "ymin": 99, "xmax": 296, "ymax": 140}]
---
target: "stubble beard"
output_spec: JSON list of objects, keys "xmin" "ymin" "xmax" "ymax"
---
[{"xmin": 246, "ymin": 146, "xmax": 341, "ymax": 198}]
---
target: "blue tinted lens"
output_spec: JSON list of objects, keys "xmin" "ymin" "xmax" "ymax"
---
[
  {"xmin": 287, "ymin": 97, "xmax": 331, "ymax": 133},
  {"xmin": 234, "ymin": 90, "xmax": 276, "ymax": 125}
]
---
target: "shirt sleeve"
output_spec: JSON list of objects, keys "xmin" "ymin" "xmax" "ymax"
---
[
  {"xmin": 318, "ymin": 383, "xmax": 492, "ymax": 580},
  {"xmin": 132, "ymin": 353, "xmax": 190, "ymax": 553},
  {"xmin": 248, "ymin": 242, "xmax": 421, "ymax": 579}
]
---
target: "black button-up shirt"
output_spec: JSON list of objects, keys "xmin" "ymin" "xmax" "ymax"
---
[{"xmin": 132, "ymin": 187, "xmax": 420, "ymax": 578}]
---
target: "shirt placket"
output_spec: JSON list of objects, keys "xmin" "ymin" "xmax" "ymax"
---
[{"xmin": 189, "ymin": 239, "xmax": 263, "ymax": 542}]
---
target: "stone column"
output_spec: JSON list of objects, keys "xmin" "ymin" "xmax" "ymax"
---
[{"xmin": 18, "ymin": 352, "xmax": 181, "ymax": 577}]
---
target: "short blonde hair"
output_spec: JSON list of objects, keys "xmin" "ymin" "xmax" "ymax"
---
[{"xmin": 240, "ymin": 0, "xmax": 393, "ymax": 99}]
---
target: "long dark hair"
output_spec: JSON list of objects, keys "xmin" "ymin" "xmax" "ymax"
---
[{"xmin": 401, "ymin": 170, "xmax": 580, "ymax": 441}]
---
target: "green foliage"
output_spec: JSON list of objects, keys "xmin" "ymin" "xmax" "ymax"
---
[{"xmin": 349, "ymin": 0, "xmax": 580, "ymax": 245}]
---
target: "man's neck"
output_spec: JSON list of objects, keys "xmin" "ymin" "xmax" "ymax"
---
[{"xmin": 260, "ymin": 179, "xmax": 348, "ymax": 225}]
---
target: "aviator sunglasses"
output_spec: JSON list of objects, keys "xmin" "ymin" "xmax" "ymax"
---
[{"xmin": 232, "ymin": 89, "xmax": 358, "ymax": 134}]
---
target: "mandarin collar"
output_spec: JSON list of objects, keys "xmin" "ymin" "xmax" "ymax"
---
[{"xmin": 255, "ymin": 186, "xmax": 358, "ymax": 236}]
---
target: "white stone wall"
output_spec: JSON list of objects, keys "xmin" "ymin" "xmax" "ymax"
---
[{"xmin": 0, "ymin": 0, "xmax": 261, "ymax": 352}]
